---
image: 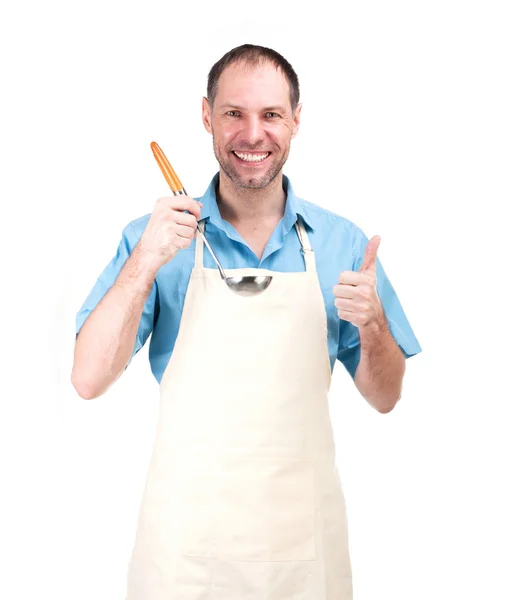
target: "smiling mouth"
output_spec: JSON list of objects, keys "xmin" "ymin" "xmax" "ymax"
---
[{"xmin": 232, "ymin": 151, "xmax": 271, "ymax": 163}]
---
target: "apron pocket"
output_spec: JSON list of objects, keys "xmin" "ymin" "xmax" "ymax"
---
[{"xmin": 180, "ymin": 453, "xmax": 316, "ymax": 562}]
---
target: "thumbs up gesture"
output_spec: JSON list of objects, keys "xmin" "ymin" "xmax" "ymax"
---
[{"xmin": 332, "ymin": 235, "xmax": 384, "ymax": 328}]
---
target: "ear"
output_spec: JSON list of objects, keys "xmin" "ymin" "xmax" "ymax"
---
[
  {"xmin": 202, "ymin": 97, "xmax": 212, "ymax": 134},
  {"xmin": 291, "ymin": 103, "xmax": 302, "ymax": 139}
]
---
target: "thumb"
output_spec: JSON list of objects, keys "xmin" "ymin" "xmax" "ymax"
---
[{"xmin": 358, "ymin": 235, "xmax": 381, "ymax": 273}]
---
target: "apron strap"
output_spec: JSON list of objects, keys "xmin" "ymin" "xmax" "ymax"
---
[
  {"xmin": 295, "ymin": 216, "xmax": 316, "ymax": 272},
  {"xmin": 194, "ymin": 219, "xmax": 206, "ymax": 269}
]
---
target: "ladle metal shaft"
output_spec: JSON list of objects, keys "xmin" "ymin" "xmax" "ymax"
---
[
  {"xmin": 150, "ymin": 141, "xmax": 228, "ymax": 280},
  {"xmin": 176, "ymin": 190, "xmax": 227, "ymax": 280}
]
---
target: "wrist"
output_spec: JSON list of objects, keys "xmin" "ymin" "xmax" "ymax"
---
[
  {"xmin": 126, "ymin": 243, "xmax": 161, "ymax": 286},
  {"xmin": 359, "ymin": 306, "xmax": 386, "ymax": 337}
]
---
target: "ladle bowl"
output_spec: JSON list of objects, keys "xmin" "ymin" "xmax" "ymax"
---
[
  {"xmin": 194, "ymin": 221, "xmax": 272, "ymax": 297},
  {"xmin": 225, "ymin": 275, "xmax": 272, "ymax": 296}
]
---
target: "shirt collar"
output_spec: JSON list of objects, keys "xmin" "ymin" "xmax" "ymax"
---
[{"xmin": 196, "ymin": 172, "xmax": 316, "ymax": 232}]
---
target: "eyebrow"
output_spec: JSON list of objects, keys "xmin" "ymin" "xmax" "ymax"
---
[{"xmin": 219, "ymin": 103, "xmax": 287, "ymax": 113}]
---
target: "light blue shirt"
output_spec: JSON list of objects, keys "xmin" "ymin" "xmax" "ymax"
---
[{"xmin": 76, "ymin": 173, "xmax": 422, "ymax": 383}]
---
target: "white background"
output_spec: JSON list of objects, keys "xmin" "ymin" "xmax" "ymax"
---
[{"xmin": 1, "ymin": 0, "xmax": 509, "ymax": 598}]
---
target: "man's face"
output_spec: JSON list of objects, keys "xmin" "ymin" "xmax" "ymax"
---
[{"xmin": 202, "ymin": 61, "xmax": 301, "ymax": 189}]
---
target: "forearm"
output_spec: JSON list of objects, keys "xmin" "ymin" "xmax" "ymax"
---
[
  {"xmin": 354, "ymin": 310, "xmax": 405, "ymax": 413},
  {"xmin": 72, "ymin": 243, "xmax": 158, "ymax": 399}
]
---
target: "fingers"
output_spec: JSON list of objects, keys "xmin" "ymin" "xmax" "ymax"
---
[
  {"xmin": 338, "ymin": 270, "xmax": 374, "ymax": 286},
  {"xmin": 171, "ymin": 196, "xmax": 203, "ymax": 220},
  {"xmin": 173, "ymin": 223, "xmax": 197, "ymax": 241},
  {"xmin": 332, "ymin": 283, "xmax": 354, "ymax": 299},
  {"xmin": 333, "ymin": 270, "xmax": 377, "ymax": 304},
  {"xmin": 358, "ymin": 235, "xmax": 381, "ymax": 273},
  {"xmin": 173, "ymin": 210, "xmax": 199, "ymax": 228},
  {"xmin": 156, "ymin": 196, "xmax": 203, "ymax": 220},
  {"xmin": 334, "ymin": 297, "xmax": 354, "ymax": 310}
]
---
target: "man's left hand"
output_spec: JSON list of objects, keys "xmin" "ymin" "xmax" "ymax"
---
[{"xmin": 332, "ymin": 235, "xmax": 384, "ymax": 328}]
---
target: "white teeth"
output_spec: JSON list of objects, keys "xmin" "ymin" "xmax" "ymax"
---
[{"xmin": 233, "ymin": 151, "xmax": 269, "ymax": 163}]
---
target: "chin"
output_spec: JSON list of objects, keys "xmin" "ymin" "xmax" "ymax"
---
[
  {"xmin": 231, "ymin": 163, "xmax": 283, "ymax": 190},
  {"xmin": 240, "ymin": 180, "xmax": 269, "ymax": 189},
  {"xmin": 237, "ymin": 172, "xmax": 275, "ymax": 189}
]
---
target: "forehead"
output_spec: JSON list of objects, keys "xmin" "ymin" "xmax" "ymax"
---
[{"xmin": 215, "ymin": 61, "xmax": 291, "ymax": 109}]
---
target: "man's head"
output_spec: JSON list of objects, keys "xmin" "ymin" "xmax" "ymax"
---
[{"xmin": 202, "ymin": 44, "xmax": 302, "ymax": 190}]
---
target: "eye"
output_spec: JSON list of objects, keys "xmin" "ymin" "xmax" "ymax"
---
[
  {"xmin": 266, "ymin": 112, "xmax": 279, "ymax": 118},
  {"xmin": 227, "ymin": 110, "xmax": 240, "ymax": 117}
]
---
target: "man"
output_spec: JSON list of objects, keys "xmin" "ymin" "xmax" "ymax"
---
[{"xmin": 73, "ymin": 44, "xmax": 421, "ymax": 600}]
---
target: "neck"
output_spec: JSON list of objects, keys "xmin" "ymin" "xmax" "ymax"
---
[{"xmin": 216, "ymin": 170, "xmax": 287, "ymax": 227}]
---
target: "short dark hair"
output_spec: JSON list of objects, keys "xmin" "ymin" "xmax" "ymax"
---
[{"xmin": 206, "ymin": 44, "xmax": 300, "ymax": 113}]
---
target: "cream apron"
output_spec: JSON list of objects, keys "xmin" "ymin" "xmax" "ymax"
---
[{"xmin": 126, "ymin": 217, "xmax": 353, "ymax": 599}]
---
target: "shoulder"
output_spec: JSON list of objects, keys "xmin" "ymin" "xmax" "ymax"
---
[{"xmin": 300, "ymin": 199, "xmax": 365, "ymax": 245}]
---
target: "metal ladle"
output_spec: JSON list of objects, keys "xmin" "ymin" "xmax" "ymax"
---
[{"xmin": 151, "ymin": 142, "xmax": 272, "ymax": 297}]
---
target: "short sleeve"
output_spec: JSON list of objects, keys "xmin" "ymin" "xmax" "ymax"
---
[
  {"xmin": 337, "ymin": 226, "xmax": 422, "ymax": 379},
  {"xmin": 75, "ymin": 222, "xmax": 157, "ymax": 365}
]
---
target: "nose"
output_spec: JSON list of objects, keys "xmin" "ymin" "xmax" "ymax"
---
[{"xmin": 242, "ymin": 115, "xmax": 265, "ymax": 146}]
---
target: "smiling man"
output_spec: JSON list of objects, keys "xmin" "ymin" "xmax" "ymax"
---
[{"xmin": 72, "ymin": 44, "xmax": 422, "ymax": 600}]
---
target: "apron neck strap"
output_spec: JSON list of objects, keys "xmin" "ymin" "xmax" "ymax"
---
[
  {"xmin": 295, "ymin": 216, "xmax": 316, "ymax": 271},
  {"xmin": 195, "ymin": 219, "xmax": 206, "ymax": 268},
  {"xmin": 194, "ymin": 216, "xmax": 315, "ymax": 271}
]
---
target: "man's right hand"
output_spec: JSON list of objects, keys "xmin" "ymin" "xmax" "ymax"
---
[{"xmin": 138, "ymin": 196, "xmax": 203, "ymax": 269}]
